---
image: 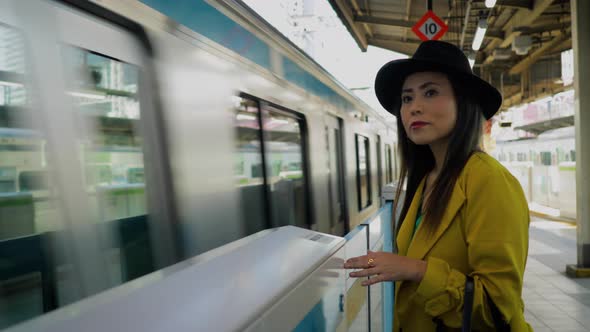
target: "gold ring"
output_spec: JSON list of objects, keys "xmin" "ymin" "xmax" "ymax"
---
[{"xmin": 368, "ymin": 258, "xmax": 375, "ymax": 265}]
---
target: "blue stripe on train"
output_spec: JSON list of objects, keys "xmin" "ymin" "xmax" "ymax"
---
[{"xmin": 139, "ymin": 0, "xmax": 357, "ymax": 113}]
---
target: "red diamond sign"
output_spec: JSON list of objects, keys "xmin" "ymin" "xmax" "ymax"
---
[{"xmin": 412, "ymin": 11, "xmax": 448, "ymax": 41}]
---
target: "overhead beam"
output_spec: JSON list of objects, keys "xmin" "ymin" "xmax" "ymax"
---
[
  {"xmin": 551, "ymin": 38, "xmax": 573, "ymax": 53},
  {"xmin": 499, "ymin": 0, "xmax": 534, "ymax": 9},
  {"xmin": 509, "ymin": 30, "xmax": 570, "ymax": 74},
  {"xmin": 503, "ymin": 91, "xmax": 523, "ymax": 107},
  {"xmin": 355, "ymin": 15, "xmax": 463, "ymax": 34},
  {"xmin": 486, "ymin": 30, "xmax": 506, "ymax": 40},
  {"xmin": 350, "ymin": 0, "xmax": 373, "ymax": 38},
  {"xmin": 513, "ymin": 21, "xmax": 572, "ymax": 35},
  {"xmin": 403, "ymin": 0, "xmax": 412, "ymax": 42},
  {"xmin": 460, "ymin": 0, "xmax": 473, "ymax": 48},
  {"xmin": 328, "ymin": 0, "xmax": 368, "ymax": 51},
  {"xmin": 503, "ymin": 83, "xmax": 570, "ymax": 108},
  {"xmin": 484, "ymin": 0, "xmax": 556, "ymax": 64},
  {"xmin": 499, "ymin": 0, "xmax": 556, "ymax": 48}
]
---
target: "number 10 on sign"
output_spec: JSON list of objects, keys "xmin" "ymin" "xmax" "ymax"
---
[{"xmin": 412, "ymin": 10, "xmax": 448, "ymax": 41}]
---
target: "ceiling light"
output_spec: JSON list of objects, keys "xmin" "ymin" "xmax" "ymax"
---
[
  {"xmin": 512, "ymin": 35, "xmax": 533, "ymax": 55},
  {"xmin": 466, "ymin": 52, "xmax": 476, "ymax": 69},
  {"xmin": 472, "ymin": 18, "xmax": 488, "ymax": 51},
  {"xmin": 485, "ymin": 0, "xmax": 497, "ymax": 8}
]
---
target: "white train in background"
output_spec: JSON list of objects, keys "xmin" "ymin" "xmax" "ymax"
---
[{"xmin": 492, "ymin": 126, "xmax": 576, "ymax": 219}]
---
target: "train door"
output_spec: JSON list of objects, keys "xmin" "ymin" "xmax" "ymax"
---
[
  {"xmin": 324, "ymin": 115, "xmax": 347, "ymax": 235},
  {"xmin": 260, "ymin": 103, "xmax": 311, "ymax": 230},
  {"xmin": 49, "ymin": 0, "xmax": 179, "ymax": 273},
  {"xmin": 0, "ymin": 1, "xmax": 178, "ymax": 328}
]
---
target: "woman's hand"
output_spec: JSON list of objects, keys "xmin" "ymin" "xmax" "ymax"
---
[{"xmin": 343, "ymin": 251, "xmax": 427, "ymax": 286}]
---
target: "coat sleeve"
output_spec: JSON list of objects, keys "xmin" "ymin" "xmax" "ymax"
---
[{"xmin": 412, "ymin": 163, "xmax": 530, "ymax": 329}]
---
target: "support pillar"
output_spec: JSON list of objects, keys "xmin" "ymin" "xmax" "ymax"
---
[{"xmin": 566, "ymin": 0, "xmax": 590, "ymax": 278}]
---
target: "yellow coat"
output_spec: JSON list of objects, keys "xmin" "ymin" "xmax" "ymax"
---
[{"xmin": 394, "ymin": 152, "xmax": 532, "ymax": 332}]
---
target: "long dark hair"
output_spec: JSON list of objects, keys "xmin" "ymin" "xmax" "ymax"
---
[{"xmin": 392, "ymin": 73, "xmax": 485, "ymax": 236}]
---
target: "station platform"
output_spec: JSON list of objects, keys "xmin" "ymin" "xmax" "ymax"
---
[
  {"xmin": 0, "ymin": 208, "xmax": 590, "ymax": 332},
  {"xmin": 524, "ymin": 216, "xmax": 590, "ymax": 331}
]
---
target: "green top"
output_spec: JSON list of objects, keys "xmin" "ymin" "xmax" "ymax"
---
[
  {"xmin": 413, "ymin": 211, "xmax": 423, "ymax": 238},
  {"xmin": 413, "ymin": 176, "xmax": 429, "ymax": 239},
  {"xmin": 412, "ymin": 199, "xmax": 424, "ymax": 239}
]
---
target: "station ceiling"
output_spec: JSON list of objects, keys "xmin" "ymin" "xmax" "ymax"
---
[{"xmin": 328, "ymin": 0, "xmax": 572, "ymax": 111}]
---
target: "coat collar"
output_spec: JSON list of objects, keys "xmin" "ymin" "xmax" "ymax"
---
[{"xmin": 396, "ymin": 176, "xmax": 466, "ymax": 260}]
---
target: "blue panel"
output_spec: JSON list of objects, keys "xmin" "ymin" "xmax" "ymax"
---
[
  {"xmin": 293, "ymin": 276, "xmax": 344, "ymax": 331},
  {"xmin": 344, "ymin": 224, "xmax": 365, "ymax": 241},
  {"xmin": 380, "ymin": 202, "xmax": 394, "ymax": 332},
  {"xmin": 140, "ymin": 0, "xmax": 360, "ymax": 113},
  {"xmin": 380, "ymin": 203, "xmax": 393, "ymax": 253},
  {"xmin": 283, "ymin": 57, "xmax": 356, "ymax": 112},
  {"xmin": 293, "ymin": 299, "xmax": 327, "ymax": 332},
  {"xmin": 140, "ymin": 0, "xmax": 270, "ymax": 68}
]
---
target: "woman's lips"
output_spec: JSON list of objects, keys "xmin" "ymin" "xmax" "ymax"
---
[{"xmin": 410, "ymin": 121, "xmax": 428, "ymax": 129}]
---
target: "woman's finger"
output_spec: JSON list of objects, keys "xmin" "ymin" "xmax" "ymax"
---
[
  {"xmin": 362, "ymin": 274, "xmax": 386, "ymax": 286},
  {"xmin": 343, "ymin": 255, "xmax": 368, "ymax": 269},
  {"xmin": 349, "ymin": 267, "xmax": 379, "ymax": 278}
]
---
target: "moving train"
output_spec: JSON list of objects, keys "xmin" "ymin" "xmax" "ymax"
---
[
  {"xmin": 0, "ymin": 0, "xmax": 398, "ymax": 328},
  {"xmin": 492, "ymin": 126, "xmax": 576, "ymax": 218}
]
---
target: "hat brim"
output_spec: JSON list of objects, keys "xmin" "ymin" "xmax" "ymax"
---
[{"xmin": 374, "ymin": 58, "xmax": 502, "ymax": 120}]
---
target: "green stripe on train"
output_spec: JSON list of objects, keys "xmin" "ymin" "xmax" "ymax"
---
[
  {"xmin": 0, "ymin": 198, "xmax": 33, "ymax": 207},
  {"xmin": 104, "ymin": 188, "xmax": 145, "ymax": 196},
  {"xmin": 559, "ymin": 166, "xmax": 576, "ymax": 171}
]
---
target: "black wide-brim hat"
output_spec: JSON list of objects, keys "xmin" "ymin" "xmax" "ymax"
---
[{"xmin": 375, "ymin": 40, "xmax": 502, "ymax": 120}]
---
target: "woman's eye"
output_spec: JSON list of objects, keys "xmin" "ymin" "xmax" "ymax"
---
[
  {"xmin": 401, "ymin": 95, "xmax": 412, "ymax": 103},
  {"xmin": 425, "ymin": 89, "xmax": 438, "ymax": 97}
]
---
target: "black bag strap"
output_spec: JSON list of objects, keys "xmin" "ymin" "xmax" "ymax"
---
[
  {"xmin": 462, "ymin": 276, "xmax": 475, "ymax": 332},
  {"xmin": 434, "ymin": 276, "xmax": 511, "ymax": 331}
]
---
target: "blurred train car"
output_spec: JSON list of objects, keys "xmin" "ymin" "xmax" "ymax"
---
[
  {"xmin": 0, "ymin": 0, "xmax": 398, "ymax": 328},
  {"xmin": 492, "ymin": 126, "xmax": 576, "ymax": 218}
]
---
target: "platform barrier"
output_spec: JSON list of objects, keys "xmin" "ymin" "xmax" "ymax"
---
[{"xmin": 6, "ymin": 204, "xmax": 394, "ymax": 332}]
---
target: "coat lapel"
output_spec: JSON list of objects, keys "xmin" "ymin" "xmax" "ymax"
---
[
  {"xmin": 396, "ymin": 178, "xmax": 426, "ymax": 257},
  {"xmin": 406, "ymin": 179, "xmax": 466, "ymax": 260}
]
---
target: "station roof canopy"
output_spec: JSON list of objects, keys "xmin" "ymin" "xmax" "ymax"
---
[{"xmin": 328, "ymin": 0, "xmax": 572, "ymax": 110}]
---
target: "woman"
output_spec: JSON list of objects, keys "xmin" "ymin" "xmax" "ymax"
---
[{"xmin": 344, "ymin": 41, "xmax": 531, "ymax": 331}]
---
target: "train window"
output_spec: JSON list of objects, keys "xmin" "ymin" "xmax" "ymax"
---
[
  {"xmin": 540, "ymin": 151, "xmax": 552, "ymax": 166},
  {"xmin": 233, "ymin": 96, "xmax": 310, "ymax": 231},
  {"xmin": 1, "ymin": 2, "xmax": 178, "ymax": 328},
  {"xmin": 63, "ymin": 46, "xmax": 155, "ymax": 288},
  {"xmin": 0, "ymin": 23, "xmax": 66, "ymax": 328},
  {"xmin": 19, "ymin": 171, "xmax": 49, "ymax": 191},
  {"xmin": 385, "ymin": 144, "xmax": 393, "ymax": 183},
  {"xmin": 0, "ymin": 167, "xmax": 16, "ymax": 192},
  {"xmin": 233, "ymin": 96, "xmax": 267, "ymax": 235},
  {"xmin": 356, "ymin": 134, "xmax": 372, "ymax": 211},
  {"xmin": 261, "ymin": 105, "xmax": 309, "ymax": 229}
]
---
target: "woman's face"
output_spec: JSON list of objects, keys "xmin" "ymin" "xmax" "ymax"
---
[{"xmin": 400, "ymin": 71, "xmax": 457, "ymax": 146}]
